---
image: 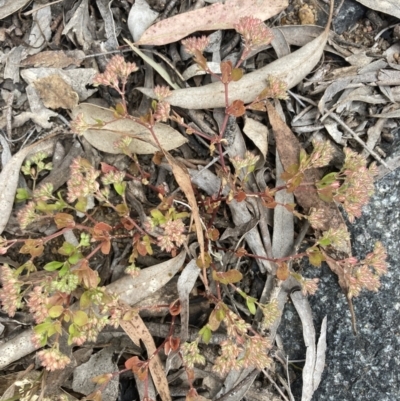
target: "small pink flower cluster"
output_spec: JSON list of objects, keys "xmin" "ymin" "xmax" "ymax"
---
[
  {"xmin": 67, "ymin": 157, "xmax": 100, "ymax": 203},
  {"xmin": 233, "ymin": 16, "xmax": 274, "ymax": 51},
  {"xmin": 337, "ymin": 241, "xmax": 387, "ymax": 298},
  {"xmin": 37, "ymin": 348, "xmax": 71, "ymax": 371},
  {"xmin": 157, "ymin": 219, "xmax": 186, "ymax": 252},
  {"xmin": 32, "ymin": 183, "xmax": 54, "ymax": 202},
  {"xmin": 319, "ymin": 224, "xmax": 350, "ymax": 253},
  {"xmin": 180, "ymin": 341, "xmax": 206, "ymax": 369},
  {"xmin": 17, "ymin": 201, "xmax": 39, "ymax": 230},
  {"xmin": 181, "ymin": 35, "xmax": 210, "ymax": 55},
  {"xmin": 335, "ymin": 148, "xmax": 378, "ymax": 222},
  {"xmin": 73, "ymin": 315, "xmax": 109, "ymax": 344},
  {"xmin": 300, "ymin": 277, "xmax": 320, "ymax": 296},
  {"xmin": 308, "ymin": 140, "xmax": 335, "ymax": 169},
  {"xmin": 0, "ymin": 264, "xmax": 23, "ymax": 317},
  {"xmin": 27, "ymin": 286, "xmax": 49, "ymax": 324},
  {"xmin": 101, "ymin": 170, "xmax": 126, "ymax": 186},
  {"xmin": 153, "ymin": 101, "xmax": 171, "ymax": 123},
  {"xmin": 92, "ymin": 55, "xmax": 138, "ymax": 88},
  {"xmin": 154, "ymin": 85, "xmax": 172, "ymax": 100}
]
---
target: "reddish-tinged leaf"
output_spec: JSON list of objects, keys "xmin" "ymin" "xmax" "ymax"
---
[
  {"xmin": 100, "ymin": 162, "xmax": 118, "ymax": 174},
  {"xmin": 220, "ymin": 61, "xmax": 233, "ymax": 84},
  {"xmin": 136, "ymin": 0, "xmax": 288, "ymax": 46},
  {"xmin": 226, "ymin": 100, "xmax": 246, "ymax": 117},
  {"xmin": 169, "ymin": 299, "xmax": 181, "ymax": 316}
]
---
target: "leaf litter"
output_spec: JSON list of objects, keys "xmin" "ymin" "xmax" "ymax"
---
[{"xmin": 0, "ymin": 0, "xmax": 399, "ymax": 400}]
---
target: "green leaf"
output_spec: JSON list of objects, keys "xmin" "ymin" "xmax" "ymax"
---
[
  {"xmin": 59, "ymin": 262, "xmax": 70, "ymax": 277},
  {"xmin": 114, "ymin": 181, "xmax": 126, "ymax": 196},
  {"xmin": 80, "ymin": 291, "xmax": 91, "ymax": 309},
  {"xmin": 44, "ymin": 261, "xmax": 64, "ymax": 271},
  {"xmin": 246, "ymin": 298, "xmax": 256, "ymax": 315},
  {"xmin": 16, "ymin": 188, "xmax": 31, "ymax": 201},
  {"xmin": 58, "ymin": 242, "xmax": 76, "ymax": 256},
  {"xmin": 73, "ymin": 310, "xmax": 89, "ymax": 326},
  {"xmin": 199, "ymin": 325, "xmax": 212, "ymax": 344},
  {"xmin": 48, "ymin": 305, "xmax": 64, "ymax": 318},
  {"xmin": 68, "ymin": 251, "xmax": 83, "ymax": 265}
]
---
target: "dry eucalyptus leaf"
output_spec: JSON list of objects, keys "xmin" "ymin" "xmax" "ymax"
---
[
  {"xmin": 27, "ymin": 3, "xmax": 51, "ymax": 55},
  {"xmin": 71, "ymin": 103, "xmax": 187, "ymax": 154},
  {"xmin": 120, "ymin": 313, "xmax": 171, "ymax": 401},
  {"xmin": 128, "ymin": 0, "xmax": 159, "ymax": 42},
  {"xmin": 21, "ymin": 50, "xmax": 85, "ymax": 68},
  {"xmin": 136, "ymin": 0, "xmax": 288, "ymax": 46},
  {"xmin": 243, "ymin": 117, "xmax": 268, "ymax": 160},
  {"xmin": 0, "ymin": 0, "xmax": 30, "ymax": 19},
  {"xmin": 107, "ymin": 251, "xmax": 186, "ymax": 305},
  {"xmin": 62, "ymin": 0, "xmax": 94, "ymax": 51},
  {"xmin": 164, "ymin": 152, "xmax": 205, "ymax": 264},
  {"xmin": 138, "ymin": 1, "xmax": 333, "ymax": 109},
  {"xmin": 355, "ymin": 0, "xmax": 400, "ymax": 19},
  {"xmin": 33, "ymin": 75, "xmax": 79, "ymax": 110}
]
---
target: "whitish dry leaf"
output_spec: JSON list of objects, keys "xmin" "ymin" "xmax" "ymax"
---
[
  {"xmin": 313, "ymin": 316, "xmax": 327, "ymax": 391},
  {"xmin": 33, "ymin": 75, "xmax": 79, "ymax": 110},
  {"xmin": 72, "ymin": 347, "xmax": 118, "ymax": 401},
  {"xmin": 137, "ymin": 0, "xmax": 288, "ymax": 46},
  {"xmin": 0, "ymin": 137, "xmax": 57, "ymax": 235},
  {"xmin": 290, "ymin": 291, "xmax": 319, "ymax": 401},
  {"xmin": 164, "ymin": 152, "xmax": 205, "ymax": 264},
  {"xmin": 27, "ymin": 4, "xmax": 51, "ymax": 55},
  {"xmin": 21, "ymin": 50, "xmax": 84, "ymax": 68},
  {"xmin": 107, "ymin": 251, "xmax": 186, "ymax": 304},
  {"xmin": 120, "ymin": 313, "xmax": 171, "ymax": 401},
  {"xmin": 138, "ymin": 1, "xmax": 333, "ymax": 109},
  {"xmin": 71, "ymin": 103, "xmax": 187, "ymax": 154},
  {"xmin": 177, "ymin": 260, "xmax": 200, "ymax": 342},
  {"xmin": 128, "ymin": 0, "xmax": 159, "ymax": 42},
  {"xmin": 62, "ymin": 0, "xmax": 94, "ymax": 51},
  {"xmin": 355, "ymin": 0, "xmax": 400, "ymax": 19},
  {"xmin": 243, "ymin": 117, "xmax": 268, "ymax": 161},
  {"xmin": 273, "ymin": 151, "xmax": 294, "ymax": 259},
  {"xmin": 0, "ymin": 0, "xmax": 30, "ymax": 19}
]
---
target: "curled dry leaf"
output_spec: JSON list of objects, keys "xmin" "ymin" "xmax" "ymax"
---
[
  {"xmin": 136, "ymin": 0, "xmax": 288, "ymax": 46},
  {"xmin": 71, "ymin": 103, "xmax": 187, "ymax": 154},
  {"xmin": 163, "ymin": 152, "xmax": 205, "ymax": 264},
  {"xmin": 120, "ymin": 312, "xmax": 171, "ymax": 401},
  {"xmin": 243, "ymin": 116, "xmax": 268, "ymax": 161},
  {"xmin": 137, "ymin": 1, "xmax": 333, "ymax": 109}
]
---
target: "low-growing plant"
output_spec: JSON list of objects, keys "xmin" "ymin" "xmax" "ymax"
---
[{"xmin": 0, "ymin": 16, "xmax": 387, "ymax": 401}]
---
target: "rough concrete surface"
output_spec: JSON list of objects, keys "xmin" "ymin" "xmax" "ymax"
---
[{"xmin": 279, "ymin": 165, "xmax": 400, "ymax": 401}]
